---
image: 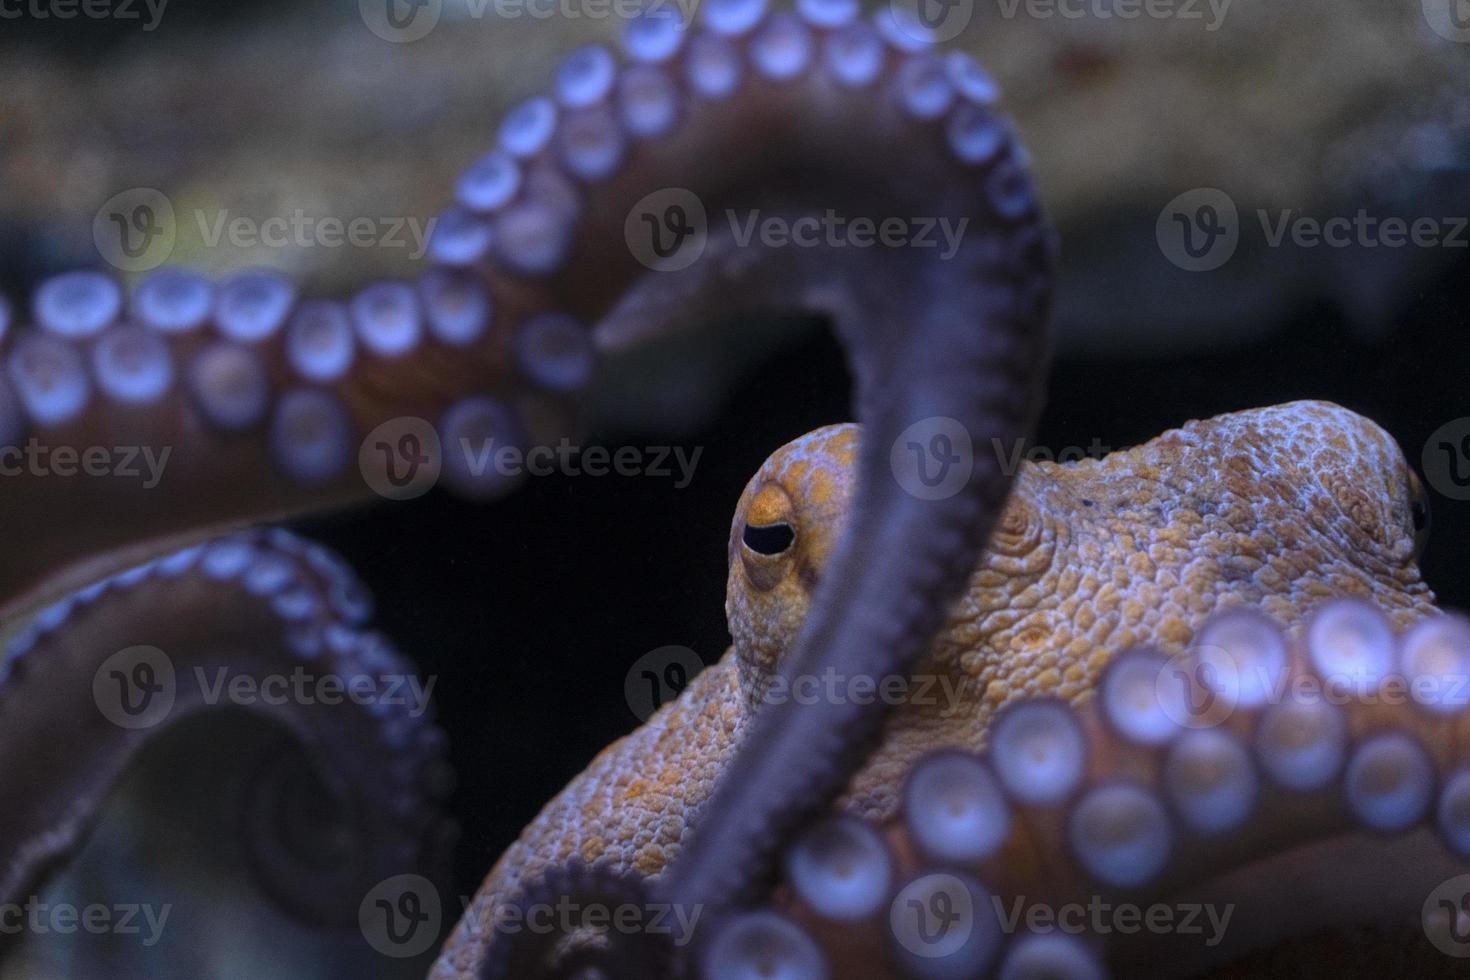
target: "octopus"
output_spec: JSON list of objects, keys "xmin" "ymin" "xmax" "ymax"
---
[
  {"xmin": 0, "ymin": 1, "xmax": 1464, "ymax": 978},
  {"xmin": 444, "ymin": 402, "xmax": 1458, "ymax": 978}
]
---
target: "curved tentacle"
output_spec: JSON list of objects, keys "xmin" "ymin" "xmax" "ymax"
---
[
  {"xmin": 713, "ymin": 602, "xmax": 1470, "ymax": 978},
  {"xmin": 0, "ymin": 0, "xmax": 1053, "ymax": 935},
  {"xmin": 0, "ymin": 529, "xmax": 456, "ymax": 931}
]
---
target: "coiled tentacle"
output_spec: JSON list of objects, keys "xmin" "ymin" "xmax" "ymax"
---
[{"xmin": 0, "ymin": 529, "xmax": 456, "ymax": 932}]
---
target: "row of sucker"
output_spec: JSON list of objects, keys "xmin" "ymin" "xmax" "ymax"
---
[
  {"xmin": 685, "ymin": 600, "xmax": 1470, "ymax": 978},
  {"xmin": 0, "ymin": 0, "xmax": 1009, "ymax": 501}
]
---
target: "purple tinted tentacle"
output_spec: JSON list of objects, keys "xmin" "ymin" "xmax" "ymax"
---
[{"xmin": 0, "ymin": 529, "xmax": 456, "ymax": 932}]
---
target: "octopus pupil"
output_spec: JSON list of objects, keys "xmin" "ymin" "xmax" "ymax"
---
[
  {"xmin": 743, "ymin": 521, "xmax": 795, "ymax": 555},
  {"xmin": 1412, "ymin": 496, "xmax": 1430, "ymax": 533}
]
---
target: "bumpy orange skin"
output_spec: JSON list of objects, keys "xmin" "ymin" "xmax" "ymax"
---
[{"xmin": 432, "ymin": 400, "xmax": 1435, "ymax": 977}]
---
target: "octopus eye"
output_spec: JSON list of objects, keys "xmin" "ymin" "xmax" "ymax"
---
[
  {"xmin": 1410, "ymin": 480, "xmax": 1432, "ymax": 558},
  {"xmin": 743, "ymin": 521, "xmax": 795, "ymax": 556}
]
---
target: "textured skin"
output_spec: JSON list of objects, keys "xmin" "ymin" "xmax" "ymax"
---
[{"xmin": 434, "ymin": 398, "xmax": 1437, "ymax": 975}]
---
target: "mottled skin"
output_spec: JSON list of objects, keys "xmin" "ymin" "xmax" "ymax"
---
[{"xmin": 436, "ymin": 398, "xmax": 1437, "ymax": 974}]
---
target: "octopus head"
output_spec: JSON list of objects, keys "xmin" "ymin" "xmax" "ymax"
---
[
  {"xmin": 1220, "ymin": 400, "xmax": 1432, "ymax": 566},
  {"xmin": 725, "ymin": 402, "xmax": 1436, "ymax": 717},
  {"xmin": 726, "ymin": 424, "xmax": 859, "ymax": 700}
]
